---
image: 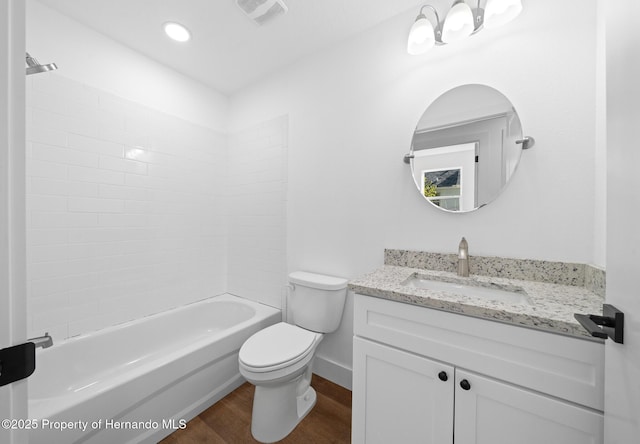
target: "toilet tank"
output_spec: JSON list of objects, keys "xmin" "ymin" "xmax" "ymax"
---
[{"xmin": 288, "ymin": 271, "xmax": 348, "ymax": 333}]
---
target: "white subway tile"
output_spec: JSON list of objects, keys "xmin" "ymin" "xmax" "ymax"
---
[
  {"xmin": 124, "ymin": 173, "xmax": 154, "ymax": 189},
  {"xmin": 65, "ymin": 116, "xmax": 103, "ymax": 138},
  {"xmin": 30, "ymin": 106, "xmax": 63, "ymax": 131},
  {"xmin": 30, "ymin": 212, "xmax": 99, "ymax": 228},
  {"xmin": 67, "ymin": 101, "xmax": 125, "ymax": 133},
  {"xmin": 28, "ymin": 291, "xmax": 68, "ymax": 312},
  {"xmin": 30, "ymin": 275, "xmax": 71, "ymax": 298},
  {"xmin": 99, "ymin": 155, "xmax": 148, "ymax": 175},
  {"xmin": 30, "ymin": 177, "xmax": 69, "ymax": 196},
  {"xmin": 67, "ymin": 257, "xmax": 113, "ymax": 275},
  {"xmin": 98, "ymin": 214, "xmax": 149, "ymax": 227},
  {"xmin": 29, "ymin": 244, "xmax": 69, "ymax": 263},
  {"xmin": 99, "ymin": 264, "xmax": 156, "ymax": 286},
  {"xmin": 92, "ymin": 279, "xmax": 151, "ymax": 302},
  {"xmin": 28, "ymin": 229, "xmax": 69, "ymax": 246},
  {"xmin": 68, "ymin": 134, "xmax": 124, "ymax": 158},
  {"xmin": 69, "ymin": 241, "xmax": 114, "ymax": 259},
  {"xmin": 111, "ymin": 252, "xmax": 163, "ymax": 270},
  {"xmin": 27, "ymin": 159, "xmax": 68, "ymax": 181},
  {"xmin": 99, "ymin": 127, "xmax": 148, "ymax": 148},
  {"xmin": 67, "ymin": 181, "xmax": 100, "ymax": 198},
  {"xmin": 68, "ymin": 165, "xmax": 125, "ymax": 185},
  {"xmin": 124, "ymin": 146, "xmax": 154, "ymax": 163},
  {"xmin": 118, "ymin": 240, "xmax": 155, "ymax": 255},
  {"xmin": 68, "ymin": 272, "xmax": 101, "ymax": 290},
  {"xmin": 124, "ymin": 200, "xmax": 156, "ymax": 214},
  {"xmin": 145, "ymin": 164, "xmax": 174, "ymax": 184},
  {"xmin": 98, "ymin": 292, "xmax": 146, "ymax": 316},
  {"xmin": 68, "ymin": 197, "xmax": 124, "ymax": 213},
  {"xmin": 68, "ymin": 313, "xmax": 114, "ymax": 338},
  {"xmin": 67, "ymin": 300, "xmax": 100, "ymax": 323},
  {"xmin": 27, "ymin": 125, "xmax": 67, "ymax": 147},
  {"xmin": 30, "ymin": 89, "xmax": 68, "ymax": 114},
  {"xmin": 67, "ymin": 288, "xmax": 101, "ymax": 306},
  {"xmin": 32, "ymin": 142, "xmax": 99, "ymax": 168},
  {"xmin": 144, "ymin": 149, "xmax": 176, "ymax": 166},
  {"xmin": 99, "ymin": 184, "xmax": 151, "ymax": 201},
  {"xmin": 27, "ymin": 76, "xmax": 234, "ymax": 339},
  {"xmin": 30, "ymin": 260, "xmax": 72, "ymax": 280},
  {"xmin": 68, "ymin": 227, "xmax": 153, "ymax": 244},
  {"xmin": 27, "ymin": 195, "xmax": 67, "ymax": 212}
]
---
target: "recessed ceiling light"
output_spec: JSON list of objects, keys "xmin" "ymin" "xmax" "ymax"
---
[{"xmin": 163, "ymin": 22, "xmax": 191, "ymax": 42}]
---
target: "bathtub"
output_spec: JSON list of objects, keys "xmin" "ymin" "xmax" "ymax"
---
[{"xmin": 28, "ymin": 294, "xmax": 280, "ymax": 444}]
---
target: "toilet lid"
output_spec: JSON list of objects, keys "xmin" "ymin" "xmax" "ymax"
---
[{"xmin": 239, "ymin": 322, "xmax": 320, "ymax": 370}]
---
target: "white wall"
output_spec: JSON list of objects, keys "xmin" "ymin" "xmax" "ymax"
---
[
  {"xmin": 229, "ymin": 0, "xmax": 603, "ymax": 382},
  {"xmin": 227, "ymin": 115, "xmax": 288, "ymax": 309},
  {"xmin": 594, "ymin": 0, "xmax": 607, "ymax": 267},
  {"xmin": 27, "ymin": 0, "xmax": 228, "ymax": 132},
  {"xmin": 26, "ymin": 2, "xmax": 229, "ymax": 339}
]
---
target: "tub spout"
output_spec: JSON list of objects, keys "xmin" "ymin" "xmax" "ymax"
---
[
  {"xmin": 29, "ymin": 332, "xmax": 53, "ymax": 349},
  {"xmin": 457, "ymin": 237, "xmax": 469, "ymax": 277}
]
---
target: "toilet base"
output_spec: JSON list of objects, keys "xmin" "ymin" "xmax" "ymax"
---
[
  {"xmin": 249, "ymin": 369, "xmax": 316, "ymax": 443},
  {"xmin": 297, "ymin": 385, "xmax": 317, "ymax": 420}
]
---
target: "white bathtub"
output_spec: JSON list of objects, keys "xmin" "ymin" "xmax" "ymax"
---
[{"xmin": 28, "ymin": 294, "xmax": 280, "ymax": 444}]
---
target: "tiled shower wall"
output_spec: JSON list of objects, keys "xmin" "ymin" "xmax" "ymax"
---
[
  {"xmin": 227, "ymin": 116, "xmax": 288, "ymax": 309},
  {"xmin": 26, "ymin": 74, "xmax": 228, "ymax": 339}
]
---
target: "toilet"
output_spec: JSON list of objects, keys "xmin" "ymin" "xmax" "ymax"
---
[{"xmin": 238, "ymin": 271, "xmax": 348, "ymax": 443}]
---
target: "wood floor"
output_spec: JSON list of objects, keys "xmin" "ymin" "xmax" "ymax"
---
[{"xmin": 160, "ymin": 375, "xmax": 352, "ymax": 443}]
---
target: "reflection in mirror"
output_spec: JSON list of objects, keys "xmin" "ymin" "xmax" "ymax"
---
[
  {"xmin": 409, "ymin": 84, "xmax": 527, "ymax": 212},
  {"xmin": 424, "ymin": 168, "xmax": 462, "ymax": 211}
]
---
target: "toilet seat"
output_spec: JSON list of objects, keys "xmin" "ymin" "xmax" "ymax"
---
[{"xmin": 239, "ymin": 322, "xmax": 322, "ymax": 373}]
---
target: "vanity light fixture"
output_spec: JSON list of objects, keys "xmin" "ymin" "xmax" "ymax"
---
[
  {"xmin": 407, "ymin": 0, "xmax": 523, "ymax": 55},
  {"xmin": 163, "ymin": 22, "xmax": 191, "ymax": 42}
]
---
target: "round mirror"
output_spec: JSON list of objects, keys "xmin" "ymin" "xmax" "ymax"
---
[{"xmin": 410, "ymin": 84, "xmax": 526, "ymax": 212}]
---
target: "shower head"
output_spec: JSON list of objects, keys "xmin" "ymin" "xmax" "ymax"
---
[{"xmin": 25, "ymin": 52, "xmax": 58, "ymax": 75}]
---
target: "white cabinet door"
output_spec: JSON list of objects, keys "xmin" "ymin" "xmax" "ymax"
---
[
  {"xmin": 352, "ymin": 337, "xmax": 454, "ymax": 444},
  {"xmin": 454, "ymin": 369, "xmax": 604, "ymax": 444}
]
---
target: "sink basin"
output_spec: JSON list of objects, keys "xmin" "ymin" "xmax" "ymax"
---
[{"xmin": 402, "ymin": 274, "xmax": 532, "ymax": 305}]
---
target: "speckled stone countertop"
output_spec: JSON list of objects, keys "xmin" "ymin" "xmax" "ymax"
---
[
  {"xmin": 349, "ymin": 264, "xmax": 605, "ymax": 340},
  {"xmin": 384, "ymin": 249, "xmax": 606, "ymax": 297}
]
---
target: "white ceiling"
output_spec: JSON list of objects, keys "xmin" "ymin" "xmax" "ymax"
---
[{"xmin": 35, "ymin": 0, "xmax": 426, "ymax": 95}]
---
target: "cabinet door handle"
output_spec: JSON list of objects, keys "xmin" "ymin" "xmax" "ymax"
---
[
  {"xmin": 460, "ymin": 379, "xmax": 471, "ymax": 390},
  {"xmin": 438, "ymin": 371, "xmax": 448, "ymax": 382}
]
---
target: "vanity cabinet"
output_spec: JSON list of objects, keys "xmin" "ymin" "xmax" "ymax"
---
[
  {"xmin": 352, "ymin": 294, "xmax": 605, "ymax": 444},
  {"xmin": 353, "ymin": 337, "xmax": 454, "ymax": 443},
  {"xmin": 453, "ymin": 368, "xmax": 602, "ymax": 444}
]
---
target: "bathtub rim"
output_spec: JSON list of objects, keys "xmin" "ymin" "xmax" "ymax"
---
[
  {"xmin": 34, "ymin": 293, "xmax": 279, "ymax": 351},
  {"xmin": 28, "ymin": 293, "xmax": 281, "ymax": 419}
]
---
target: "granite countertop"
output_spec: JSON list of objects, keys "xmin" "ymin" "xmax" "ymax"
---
[{"xmin": 348, "ymin": 264, "xmax": 605, "ymax": 340}]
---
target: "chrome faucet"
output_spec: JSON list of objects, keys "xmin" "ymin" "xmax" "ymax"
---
[
  {"xmin": 28, "ymin": 332, "xmax": 53, "ymax": 349},
  {"xmin": 457, "ymin": 237, "xmax": 469, "ymax": 277}
]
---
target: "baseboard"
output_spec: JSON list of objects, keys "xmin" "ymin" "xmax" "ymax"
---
[{"xmin": 313, "ymin": 355, "xmax": 352, "ymax": 391}]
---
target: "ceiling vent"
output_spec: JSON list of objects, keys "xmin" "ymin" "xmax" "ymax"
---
[{"xmin": 236, "ymin": 0, "xmax": 288, "ymax": 25}]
